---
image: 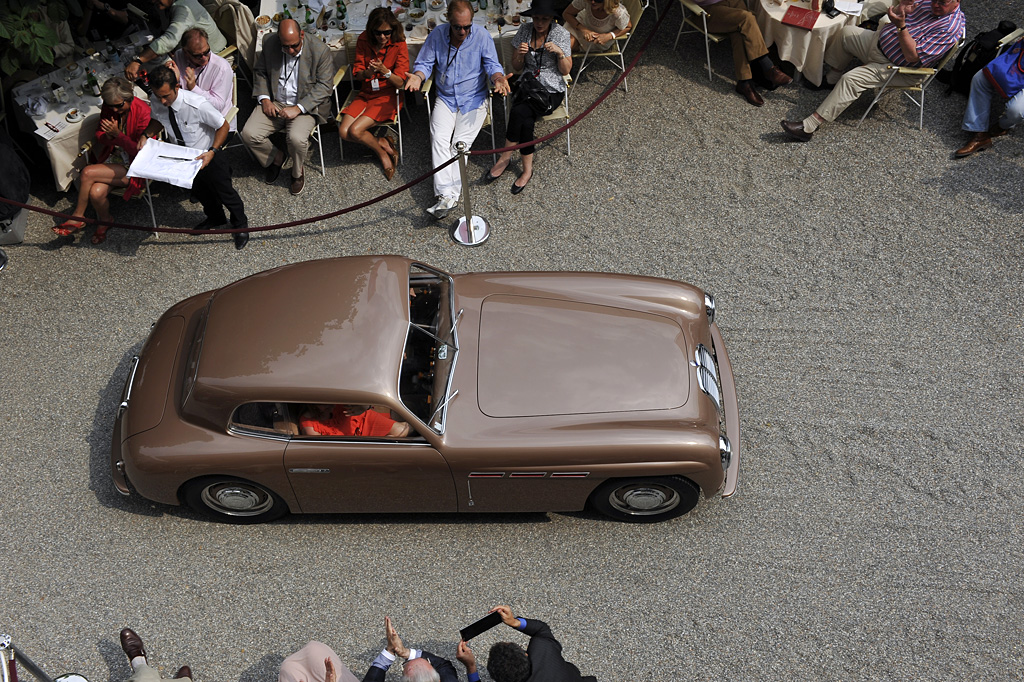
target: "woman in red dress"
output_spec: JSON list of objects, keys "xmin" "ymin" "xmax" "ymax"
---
[
  {"xmin": 53, "ymin": 76, "xmax": 151, "ymax": 244},
  {"xmin": 338, "ymin": 7, "xmax": 409, "ymax": 180}
]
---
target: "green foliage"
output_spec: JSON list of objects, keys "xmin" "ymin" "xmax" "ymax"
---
[{"xmin": 0, "ymin": 0, "xmax": 71, "ymax": 76}]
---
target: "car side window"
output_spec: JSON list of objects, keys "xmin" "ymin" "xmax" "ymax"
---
[
  {"xmin": 230, "ymin": 402, "xmax": 299, "ymax": 436},
  {"xmin": 294, "ymin": 403, "xmax": 418, "ymax": 440}
]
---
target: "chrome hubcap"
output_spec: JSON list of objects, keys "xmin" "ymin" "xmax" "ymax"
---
[
  {"xmin": 201, "ymin": 482, "xmax": 273, "ymax": 516},
  {"xmin": 608, "ymin": 484, "xmax": 680, "ymax": 516}
]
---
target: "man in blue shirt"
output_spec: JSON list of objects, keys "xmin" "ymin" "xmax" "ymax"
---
[{"xmin": 405, "ymin": 0, "xmax": 511, "ymax": 218}]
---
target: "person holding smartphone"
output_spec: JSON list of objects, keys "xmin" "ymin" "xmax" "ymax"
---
[{"xmin": 486, "ymin": 606, "xmax": 597, "ymax": 682}]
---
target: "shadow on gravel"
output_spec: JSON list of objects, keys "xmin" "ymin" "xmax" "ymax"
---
[
  {"xmin": 922, "ymin": 148, "xmax": 1024, "ymax": 214},
  {"xmin": 96, "ymin": 636, "xmax": 129, "ymax": 682},
  {"xmin": 240, "ymin": 653, "xmax": 286, "ymax": 682}
]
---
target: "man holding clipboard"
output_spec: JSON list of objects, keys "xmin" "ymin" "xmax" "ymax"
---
[{"xmin": 140, "ymin": 65, "xmax": 250, "ymax": 249}]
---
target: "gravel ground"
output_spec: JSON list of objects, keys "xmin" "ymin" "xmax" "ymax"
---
[{"xmin": 2, "ymin": 1, "xmax": 1022, "ymax": 680}]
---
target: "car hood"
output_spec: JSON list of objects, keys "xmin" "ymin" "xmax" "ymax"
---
[
  {"xmin": 476, "ymin": 293, "xmax": 689, "ymax": 417},
  {"xmin": 190, "ymin": 256, "xmax": 411, "ymax": 408}
]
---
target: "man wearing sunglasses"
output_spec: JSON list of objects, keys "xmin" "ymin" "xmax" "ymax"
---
[
  {"xmin": 166, "ymin": 28, "xmax": 235, "ymax": 131},
  {"xmin": 123, "ymin": 0, "xmax": 226, "ymax": 81},
  {"xmin": 242, "ymin": 18, "xmax": 336, "ymax": 195},
  {"xmin": 405, "ymin": 0, "xmax": 510, "ymax": 219},
  {"xmin": 781, "ymin": 0, "xmax": 965, "ymax": 142}
]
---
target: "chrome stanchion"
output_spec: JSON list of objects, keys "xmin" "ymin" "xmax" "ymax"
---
[
  {"xmin": 0, "ymin": 249, "xmax": 7, "ymax": 271},
  {"xmin": 449, "ymin": 141, "xmax": 491, "ymax": 247}
]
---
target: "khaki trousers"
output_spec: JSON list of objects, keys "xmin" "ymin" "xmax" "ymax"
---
[
  {"xmin": 703, "ymin": 0, "xmax": 769, "ymax": 82},
  {"xmin": 817, "ymin": 25, "xmax": 921, "ymax": 122},
  {"xmin": 129, "ymin": 664, "xmax": 192, "ymax": 682},
  {"xmin": 240, "ymin": 105, "xmax": 318, "ymax": 178}
]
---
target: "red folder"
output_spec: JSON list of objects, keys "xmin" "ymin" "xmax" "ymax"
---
[{"xmin": 781, "ymin": 5, "xmax": 819, "ymax": 29}]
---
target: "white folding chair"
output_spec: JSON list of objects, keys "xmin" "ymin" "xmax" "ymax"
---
[
  {"xmin": 673, "ymin": 0, "xmax": 728, "ymax": 81},
  {"xmin": 570, "ymin": 0, "xmax": 644, "ymax": 95}
]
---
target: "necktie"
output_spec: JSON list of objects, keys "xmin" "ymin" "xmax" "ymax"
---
[{"xmin": 167, "ymin": 107, "xmax": 185, "ymax": 146}]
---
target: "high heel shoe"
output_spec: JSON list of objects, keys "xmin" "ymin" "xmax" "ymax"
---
[
  {"xmin": 383, "ymin": 165, "xmax": 396, "ymax": 181},
  {"xmin": 53, "ymin": 220, "xmax": 86, "ymax": 236},
  {"xmin": 91, "ymin": 226, "xmax": 109, "ymax": 244}
]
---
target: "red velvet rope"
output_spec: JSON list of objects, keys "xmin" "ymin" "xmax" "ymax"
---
[{"xmin": 0, "ymin": 0, "xmax": 673, "ymax": 235}]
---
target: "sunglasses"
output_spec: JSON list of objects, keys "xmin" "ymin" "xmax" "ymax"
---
[
  {"xmin": 188, "ymin": 48, "xmax": 211, "ymax": 59},
  {"xmin": 452, "ymin": 23, "xmax": 473, "ymax": 31},
  {"xmin": 282, "ymin": 40, "xmax": 302, "ymax": 49},
  {"xmin": 108, "ymin": 99, "xmax": 130, "ymax": 108},
  {"xmin": 374, "ymin": 29, "xmax": 393, "ymax": 36}
]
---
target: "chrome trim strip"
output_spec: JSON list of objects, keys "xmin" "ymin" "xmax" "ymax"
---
[
  {"xmin": 509, "ymin": 472, "xmax": 546, "ymax": 478},
  {"xmin": 468, "ymin": 472, "xmax": 504, "ymax": 478},
  {"xmin": 117, "ymin": 356, "xmax": 140, "ymax": 418},
  {"xmin": 227, "ymin": 426, "xmax": 291, "ymax": 442},
  {"xmin": 710, "ymin": 322, "xmax": 741, "ymax": 498},
  {"xmin": 550, "ymin": 472, "xmax": 590, "ymax": 478},
  {"xmin": 288, "ymin": 468, "xmax": 331, "ymax": 473}
]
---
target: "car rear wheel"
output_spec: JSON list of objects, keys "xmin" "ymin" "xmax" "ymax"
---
[
  {"xmin": 589, "ymin": 476, "xmax": 699, "ymax": 523},
  {"xmin": 183, "ymin": 476, "xmax": 288, "ymax": 524}
]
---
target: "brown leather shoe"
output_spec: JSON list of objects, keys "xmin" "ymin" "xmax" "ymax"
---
[
  {"xmin": 780, "ymin": 120, "xmax": 813, "ymax": 142},
  {"xmin": 954, "ymin": 132, "xmax": 992, "ymax": 158},
  {"xmin": 174, "ymin": 666, "xmax": 192, "ymax": 679},
  {"xmin": 765, "ymin": 66, "xmax": 793, "ymax": 90},
  {"xmin": 119, "ymin": 628, "xmax": 146, "ymax": 662},
  {"xmin": 290, "ymin": 174, "xmax": 305, "ymax": 195},
  {"xmin": 735, "ymin": 80, "xmax": 764, "ymax": 107}
]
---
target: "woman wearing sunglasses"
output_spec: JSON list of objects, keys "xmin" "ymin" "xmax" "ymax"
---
[
  {"xmin": 338, "ymin": 7, "xmax": 409, "ymax": 180},
  {"xmin": 563, "ymin": 0, "xmax": 630, "ymax": 54},
  {"xmin": 53, "ymin": 76, "xmax": 151, "ymax": 244},
  {"xmin": 486, "ymin": 0, "xmax": 571, "ymax": 194}
]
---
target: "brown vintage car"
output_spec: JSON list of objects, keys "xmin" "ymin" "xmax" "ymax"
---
[{"xmin": 111, "ymin": 256, "xmax": 740, "ymax": 523}]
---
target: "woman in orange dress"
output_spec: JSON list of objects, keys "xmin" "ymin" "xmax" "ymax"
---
[{"xmin": 338, "ymin": 7, "xmax": 409, "ymax": 180}]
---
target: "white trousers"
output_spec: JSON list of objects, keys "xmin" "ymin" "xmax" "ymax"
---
[{"xmin": 429, "ymin": 99, "xmax": 488, "ymax": 199}]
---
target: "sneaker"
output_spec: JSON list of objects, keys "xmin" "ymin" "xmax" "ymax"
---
[{"xmin": 426, "ymin": 195, "xmax": 458, "ymax": 220}]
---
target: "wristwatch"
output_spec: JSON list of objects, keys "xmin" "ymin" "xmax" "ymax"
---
[
  {"xmin": 382, "ymin": 70, "xmax": 392, "ymax": 79},
  {"xmin": 103, "ymin": 2, "xmax": 112, "ymax": 11}
]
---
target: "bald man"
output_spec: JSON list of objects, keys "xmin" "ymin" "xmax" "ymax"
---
[{"xmin": 242, "ymin": 18, "xmax": 335, "ymax": 195}]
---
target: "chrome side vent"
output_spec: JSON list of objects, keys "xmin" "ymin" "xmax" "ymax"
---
[{"xmin": 694, "ymin": 344, "xmax": 722, "ymax": 412}]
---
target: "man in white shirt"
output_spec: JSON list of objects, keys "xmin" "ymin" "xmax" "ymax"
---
[
  {"xmin": 141, "ymin": 64, "xmax": 250, "ymax": 249},
  {"xmin": 241, "ymin": 18, "xmax": 335, "ymax": 196},
  {"xmin": 166, "ymin": 27, "xmax": 235, "ymax": 131}
]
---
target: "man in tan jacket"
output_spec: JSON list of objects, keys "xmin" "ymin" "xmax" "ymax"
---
[{"xmin": 241, "ymin": 19, "xmax": 335, "ymax": 195}]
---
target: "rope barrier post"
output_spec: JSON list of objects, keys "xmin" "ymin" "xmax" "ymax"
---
[
  {"xmin": 450, "ymin": 141, "xmax": 491, "ymax": 247},
  {"xmin": 0, "ymin": 249, "xmax": 7, "ymax": 272}
]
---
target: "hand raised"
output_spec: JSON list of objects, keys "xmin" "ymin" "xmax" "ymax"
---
[
  {"xmin": 324, "ymin": 657, "xmax": 337, "ymax": 682},
  {"xmin": 490, "ymin": 605, "xmax": 519, "ymax": 627}
]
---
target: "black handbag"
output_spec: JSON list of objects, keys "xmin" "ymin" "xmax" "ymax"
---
[{"xmin": 514, "ymin": 71, "xmax": 555, "ymax": 115}]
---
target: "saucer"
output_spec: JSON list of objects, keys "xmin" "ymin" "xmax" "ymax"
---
[{"xmin": 66, "ymin": 112, "xmax": 83, "ymax": 122}]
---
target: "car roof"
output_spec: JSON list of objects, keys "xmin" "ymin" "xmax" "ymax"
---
[{"xmin": 191, "ymin": 255, "xmax": 413, "ymax": 406}]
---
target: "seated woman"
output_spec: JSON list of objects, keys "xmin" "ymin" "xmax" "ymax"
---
[
  {"xmin": 338, "ymin": 7, "xmax": 409, "ymax": 181},
  {"xmin": 280, "ymin": 642, "xmax": 358, "ymax": 682},
  {"xmin": 562, "ymin": 0, "xmax": 630, "ymax": 55},
  {"xmin": 299, "ymin": 404, "xmax": 412, "ymax": 437},
  {"xmin": 53, "ymin": 76, "xmax": 150, "ymax": 244},
  {"xmin": 487, "ymin": 0, "xmax": 572, "ymax": 194}
]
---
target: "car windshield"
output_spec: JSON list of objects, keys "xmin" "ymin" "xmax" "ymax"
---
[{"xmin": 400, "ymin": 264, "xmax": 459, "ymax": 434}]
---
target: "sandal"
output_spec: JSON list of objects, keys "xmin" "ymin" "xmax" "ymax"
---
[
  {"xmin": 53, "ymin": 220, "xmax": 86, "ymax": 236},
  {"xmin": 91, "ymin": 226, "xmax": 109, "ymax": 244}
]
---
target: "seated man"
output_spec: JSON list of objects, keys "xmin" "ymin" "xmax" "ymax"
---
[
  {"xmin": 781, "ymin": 0, "xmax": 965, "ymax": 142},
  {"xmin": 166, "ymin": 27, "xmax": 235, "ymax": 131},
  {"xmin": 299, "ymin": 404, "xmax": 412, "ymax": 437},
  {"xmin": 955, "ymin": 37, "xmax": 1024, "ymax": 157},
  {"xmin": 242, "ymin": 18, "xmax": 335, "ymax": 196},
  {"xmin": 118, "ymin": 628, "xmax": 193, "ymax": 682},
  {"xmin": 123, "ymin": 0, "xmax": 226, "ymax": 80},
  {"xmin": 688, "ymin": 0, "xmax": 791, "ymax": 107},
  {"xmin": 404, "ymin": 0, "xmax": 510, "ymax": 219}
]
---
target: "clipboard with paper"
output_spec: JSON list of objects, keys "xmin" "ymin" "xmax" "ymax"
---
[{"xmin": 127, "ymin": 138, "xmax": 205, "ymax": 189}]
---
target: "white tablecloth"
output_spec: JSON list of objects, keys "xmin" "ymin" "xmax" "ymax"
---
[{"xmin": 754, "ymin": 0, "xmax": 860, "ymax": 86}]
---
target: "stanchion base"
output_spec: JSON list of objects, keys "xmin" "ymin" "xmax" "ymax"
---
[{"xmin": 450, "ymin": 215, "xmax": 491, "ymax": 247}]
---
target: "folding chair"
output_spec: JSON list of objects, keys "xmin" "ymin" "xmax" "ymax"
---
[
  {"xmin": 570, "ymin": 0, "xmax": 644, "ymax": 95},
  {"xmin": 204, "ymin": 0, "xmax": 256, "ymax": 86},
  {"xmin": 335, "ymin": 34, "xmax": 408, "ymax": 164},
  {"xmin": 995, "ymin": 28, "xmax": 1024, "ymax": 56},
  {"xmin": 858, "ymin": 37, "xmax": 965, "ymax": 129},
  {"xmin": 539, "ymin": 74, "xmax": 573, "ymax": 156},
  {"xmin": 306, "ymin": 66, "xmax": 347, "ymax": 176},
  {"xmin": 423, "ymin": 77, "xmax": 504, "ymax": 164},
  {"xmin": 673, "ymin": 0, "xmax": 728, "ymax": 81}
]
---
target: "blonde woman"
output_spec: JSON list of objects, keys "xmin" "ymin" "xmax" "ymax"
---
[{"xmin": 562, "ymin": 0, "xmax": 630, "ymax": 53}]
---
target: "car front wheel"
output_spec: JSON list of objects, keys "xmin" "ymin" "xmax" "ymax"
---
[
  {"xmin": 589, "ymin": 476, "xmax": 699, "ymax": 523},
  {"xmin": 182, "ymin": 476, "xmax": 288, "ymax": 524}
]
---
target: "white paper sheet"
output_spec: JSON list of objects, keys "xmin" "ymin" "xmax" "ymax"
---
[
  {"xmin": 127, "ymin": 139, "xmax": 204, "ymax": 189},
  {"xmin": 833, "ymin": 0, "xmax": 864, "ymax": 16}
]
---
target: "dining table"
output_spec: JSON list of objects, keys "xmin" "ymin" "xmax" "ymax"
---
[
  {"xmin": 10, "ymin": 33, "xmax": 153, "ymax": 192},
  {"xmin": 753, "ymin": 0, "xmax": 862, "ymax": 86}
]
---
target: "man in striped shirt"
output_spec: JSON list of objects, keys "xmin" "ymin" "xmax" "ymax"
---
[{"xmin": 781, "ymin": 0, "xmax": 965, "ymax": 142}]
